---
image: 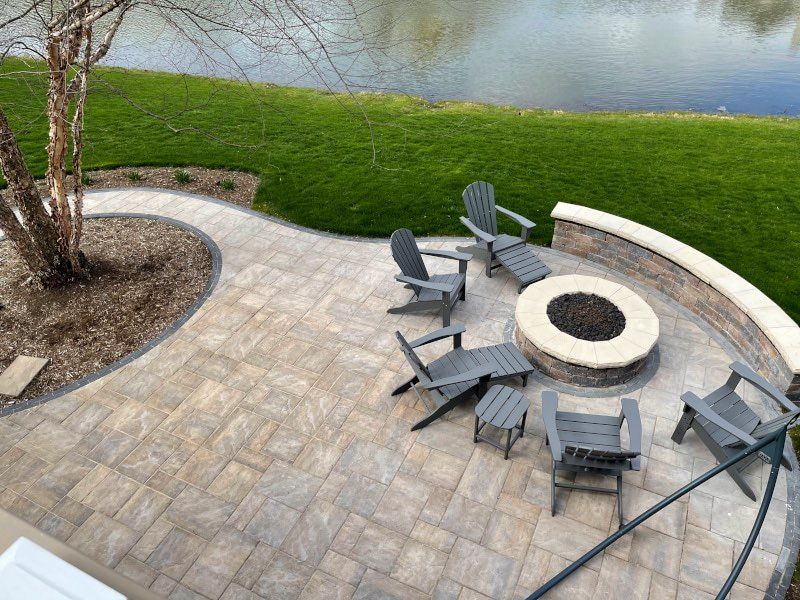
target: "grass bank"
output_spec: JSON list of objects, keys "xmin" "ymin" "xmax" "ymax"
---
[{"xmin": 1, "ymin": 60, "xmax": 799, "ymax": 320}]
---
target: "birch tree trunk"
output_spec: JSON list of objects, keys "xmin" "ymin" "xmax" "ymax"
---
[
  {"xmin": 0, "ymin": 0, "xmax": 379, "ymax": 287},
  {"xmin": 0, "ymin": 109, "xmax": 68, "ymax": 285},
  {"xmin": 0, "ymin": 1, "xmax": 128, "ymax": 286}
]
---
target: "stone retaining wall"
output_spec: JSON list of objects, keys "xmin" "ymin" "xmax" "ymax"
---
[
  {"xmin": 514, "ymin": 326, "xmax": 649, "ymax": 387},
  {"xmin": 550, "ymin": 203, "xmax": 800, "ymax": 400}
]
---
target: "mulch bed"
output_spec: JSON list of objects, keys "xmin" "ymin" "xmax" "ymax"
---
[
  {"xmin": 0, "ymin": 217, "xmax": 212, "ymax": 407},
  {"xmin": 547, "ymin": 293, "xmax": 626, "ymax": 341},
  {"xmin": 33, "ymin": 166, "xmax": 259, "ymax": 209}
]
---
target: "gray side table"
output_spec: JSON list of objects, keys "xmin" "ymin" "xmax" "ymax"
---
[{"xmin": 474, "ymin": 384, "xmax": 530, "ymax": 459}]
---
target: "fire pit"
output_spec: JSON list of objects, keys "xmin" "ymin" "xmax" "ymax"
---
[{"xmin": 514, "ymin": 275, "xmax": 659, "ymax": 387}]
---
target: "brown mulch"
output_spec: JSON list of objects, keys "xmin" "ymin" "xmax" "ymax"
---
[
  {"xmin": 0, "ymin": 217, "xmax": 213, "ymax": 407},
  {"xmin": 33, "ymin": 166, "xmax": 259, "ymax": 209},
  {"xmin": 789, "ymin": 580, "xmax": 800, "ymax": 600}
]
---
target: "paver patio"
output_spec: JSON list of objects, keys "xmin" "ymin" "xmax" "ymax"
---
[{"xmin": 0, "ymin": 189, "xmax": 793, "ymax": 600}]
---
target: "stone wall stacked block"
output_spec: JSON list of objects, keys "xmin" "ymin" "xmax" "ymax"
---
[{"xmin": 552, "ymin": 219, "xmax": 800, "ymax": 400}]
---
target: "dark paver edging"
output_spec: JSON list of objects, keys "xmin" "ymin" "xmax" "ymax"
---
[{"xmin": 0, "ymin": 212, "xmax": 221, "ymax": 419}]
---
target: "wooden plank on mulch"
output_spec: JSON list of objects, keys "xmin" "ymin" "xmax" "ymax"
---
[{"xmin": 0, "ymin": 356, "xmax": 49, "ymax": 398}]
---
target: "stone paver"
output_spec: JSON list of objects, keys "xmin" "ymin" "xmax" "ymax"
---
[{"xmin": 0, "ymin": 189, "xmax": 792, "ymax": 600}]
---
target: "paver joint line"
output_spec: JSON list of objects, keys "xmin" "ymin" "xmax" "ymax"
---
[{"xmin": 0, "ymin": 188, "xmax": 795, "ymax": 600}]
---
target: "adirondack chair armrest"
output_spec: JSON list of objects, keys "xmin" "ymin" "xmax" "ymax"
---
[
  {"xmin": 408, "ymin": 325, "xmax": 467, "ymax": 349},
  {"xmin": 620, "ymin": 398, "xmax": 642, "ymax": 455},
  {"xmin": 459, "ymin": 216, "xmax": 496, "ymax": 244},
  {"xmin": 681, "ymin": 391, "xmax": 759, "ymax": 446},
  {"xmin": 419, "ymin": 249, "xmax": 472, "ymax": 262},
  {"xmin": 395, "ymin": 274, "xmax": 457, "ymax": 293},
  {"xmin": 541, "ymin": 391, "xmax": 563, "ymax": 461},
  {"xmin": 729, "ymin": 361, "xmax": 797, "ymax": 412},
  {"xmin": 422, "ymin": 363, "xmax": 496, "ymax": 391},
  {"xmin": 496, "ymin": 205, "xmax": 535, "ymax": 229}
]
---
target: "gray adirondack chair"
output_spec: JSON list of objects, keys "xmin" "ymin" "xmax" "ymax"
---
[
  {"xmin": 671, "ymin": 361, "xmax": 799, "ymax": 501},
  {"xmin": 542, "ymin": 391, "xmax": 642, "ymax": 527},
  {"xmin": 456, "ymin": 181, "xmax": 551, "ymax": 292},
  {"xmin": 393, "ymin": 325, "xmax": 535, "ymax": 431},
  {"xmin": 388, "ymin": 228, "xmax": 470, "ymax": 327}
]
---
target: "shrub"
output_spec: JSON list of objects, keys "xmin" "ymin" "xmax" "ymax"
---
[
  {"xmin": 81, "ymin": 173, "xmax": 94, "ymax": 185},
  {"xmin": 220, "ymin": 178, "xmax": 236, "ymax": 191},
  {"xmin": 127, "ymin": 171, "xmax": 142, "ymax": 181},
  {"xmin": 174, "ymin": 169, "xmax": 192, "ymax": 184}
]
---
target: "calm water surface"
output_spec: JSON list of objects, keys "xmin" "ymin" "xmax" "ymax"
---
[{"xmin": 9, "ymin": 0, "xmax": 800, "ymax": 114}]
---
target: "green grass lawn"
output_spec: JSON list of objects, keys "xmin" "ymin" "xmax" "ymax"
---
[{"xmin": 1, "ymin": 60, "xmax": 799, "ymax": 320}]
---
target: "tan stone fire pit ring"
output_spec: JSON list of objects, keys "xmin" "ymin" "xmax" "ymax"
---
[{"xmin": 514, "ymin": 274, "xmax": 659, "ymax": 387}]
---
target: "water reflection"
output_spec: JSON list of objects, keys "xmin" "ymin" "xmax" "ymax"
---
[
  {"xmin": 717, "ymin": 0, "xmax": 800, "ymax": 36},
  {"xmin": 3, "ymin": 0, "xmax": 799, "ymax": 114}
]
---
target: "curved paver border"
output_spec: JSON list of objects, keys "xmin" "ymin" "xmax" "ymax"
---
[{"xmin": 0, "ymin": 212, "xmax": 222, "ymax": 419}]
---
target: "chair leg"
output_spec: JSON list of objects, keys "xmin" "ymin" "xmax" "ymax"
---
[
  {"xmin": 671, "ymin": 408, "xmax": 696, "ymax": 444},
  {"xmin": 473, "ymin": 415, "xmax": 480, "ymax": 443},
  {"xmin": 781, "ymin": 449, "xmax": 794, "ymax": 471},
  {"xmin": 522, "ymin": 374, "xmax": 529, "ymax": 387},
  {"xmin": 520, "ymin": 411, "xmax": 527, "ymax": 437},
  {"xmin": 505, "ymin": 428, "xmax": 512, "ymax": 460},
  {"xmin": 697, "ymin": 426, "xmax": 758, "ymax": 501},
  {"xmin": 725, "ymin": 465, "xmax": 758, "ymax": 501},
  {"xmin": 387, "ymin": 301, "xmax": 418, "ymax": 315},
  {"xmin": 391, "ymin": 376, "xmax": 418, "ymax": 396},
  {"xmin": 551, "ymin": 461, "xmax": 557, "ymax": 516},
  {"xmin": 442, "ymin": 303, "xmax": 451, "ymax": 327},
  {"xmin": 410, "ymin": 397, "xmax": 463, "ymax": 431},
  {"xmin": 616, "ymin": 475, "xmax": 624, "ymax": 528}
]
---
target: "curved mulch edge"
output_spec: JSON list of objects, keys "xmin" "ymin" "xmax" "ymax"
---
[
  {"xmin": 0, "ymin": 189, "xmax": 796, "ymax": 600},
  {"xmin": 0, "ymin": 212, "xmax": 221, "ymax": 419}
]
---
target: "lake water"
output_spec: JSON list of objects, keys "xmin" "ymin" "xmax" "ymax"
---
[{"xmin": 5, "ymin": 0, "xmax": 800, "ymax": 114}]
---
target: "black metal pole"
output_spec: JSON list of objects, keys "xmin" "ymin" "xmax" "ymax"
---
[
  {"xmin": 527, "ymin": 426, "xmax": 788, "ymax": 600},
  {"xmin": 716, "ymin": 426, "xmax": 787, "ymax": 599}
]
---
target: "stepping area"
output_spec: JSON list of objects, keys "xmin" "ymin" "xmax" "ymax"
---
[{"xmin": 0, "ymin": 189, "xmax": 792, "ymax": 600}]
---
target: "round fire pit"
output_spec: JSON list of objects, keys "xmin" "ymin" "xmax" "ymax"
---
[{"xmin": 514, "ymin": 275, "xmax": 659, "ymax": 387}]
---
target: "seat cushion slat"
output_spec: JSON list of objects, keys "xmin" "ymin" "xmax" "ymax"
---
[
  {"xmin": 555, "ymin": 420, "xmax": 621, "ymax": 437},
  {"xmin": 499, "ymin": 399, "xmax": 529, "ymax": 429},
  {"xmin": 498, "ymin": 343, "xmax": 533, "ymax": 373},
  {"xmin": 482, "ymin": 346, "xmax": 516, "ymax": 376},
  {"xmin": 558, "ymin": 433, "xmax": 621, "ymax": 451},
  {"xmin": 555, "ymin": 411, "xmax": 621, "ymax": 426},
  {"xmin": 483, "ymin": 387, "xmax": 516, "ymax": 422}
]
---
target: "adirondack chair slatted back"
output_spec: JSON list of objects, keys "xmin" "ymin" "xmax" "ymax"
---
[
  {"xmin": 700, "ymin": 388, "xmax": 760, "ymax": 447},
  {"xmin": 463, "ymin": 181, "xmax": 498, "ymax": 236},
  {"xmin": 390, "ymin": 229, "xmax": 429, "ymax": 296},
  {"xmin": 395, "ymin": 331, "xmax": 432, "ymax": 383},
  {"xmin": 751, "ymin": 411, "xmax": 800, "ymax": 439}
]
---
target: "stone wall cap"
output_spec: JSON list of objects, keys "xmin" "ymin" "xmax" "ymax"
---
[{"xmin": 551, "ymin": 201, "xmax": 800, "ymax": 374}]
